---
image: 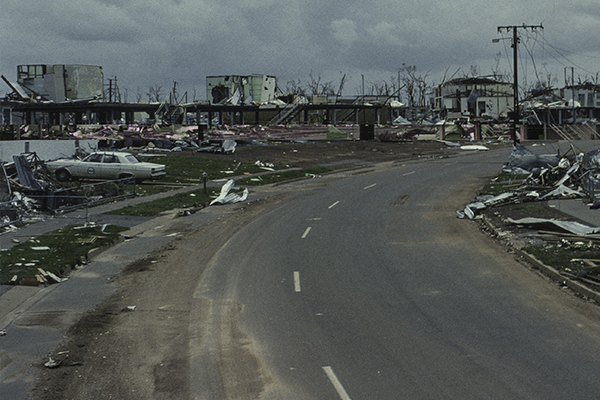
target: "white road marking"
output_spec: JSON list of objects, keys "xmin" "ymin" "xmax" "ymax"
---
[
  {"xmin": 328, "ymin": 201, "xmax": 340, "ymax": 209},
  {"xmin": 293, "ymin": 271, "xmax": 301, "ymax": 292},
  {"xmin": 323, "ymin": 366, "xmax": 352, "ymax": 400},
  {"xmin": 364, "ymin": 183, "xmax": 377, "ymax": 189},
  {"xmin": 302, "ymin": 227, "xmax": 312, "ymax": 238},
  {"xmin": 402, "ymin": 171, "xmax": 415, "ymax": 176}
]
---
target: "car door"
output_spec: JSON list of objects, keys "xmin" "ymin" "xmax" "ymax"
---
[
  {"xmin": 79, "ymin": 153, "xmax": 104, "ymax": 178},
  {"xmin": 100, "ymin": 153, "xmax": 122, "ymax": 179}
]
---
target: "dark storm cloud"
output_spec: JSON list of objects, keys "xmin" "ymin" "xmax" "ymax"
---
[{"xmin": 1, "ymin": 0, "xmax": 600, "ymax": 98}]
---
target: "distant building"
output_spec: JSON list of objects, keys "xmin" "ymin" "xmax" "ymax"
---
[
  {"xmin": 206, "ymin": 75, "xmax": 277, "ymax": 105},
  {"xmin": 13, "ymin": 64, "xmax": 104, "ymax": 102},
  {"xmin": 558, "ymin": 82, "xmax": 600, "ymax": 108},
  {"xmin": 435, "ymin": 77, "xmax": 513, "ymax": 120}
]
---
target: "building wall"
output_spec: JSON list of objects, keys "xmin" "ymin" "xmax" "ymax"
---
[
  {"xmin": 17, "ymin": 64, "xmax": 103, "ymax": 102},
  {"xmin": 206, "ymin": 75, "xmax": 277, "ymax": 104},
  {"xmin": 435, "ymin": 79, "xmax": 513, "ymax": 118}
]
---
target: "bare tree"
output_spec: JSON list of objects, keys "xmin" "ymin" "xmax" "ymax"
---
[
  {"xmin": 285, "ymin": 79, "xmax": 305, "ymax": 96},
  {"xmin": 306, "ymin": 71, "xmax": 335, "ymax": 96},
  {"xmin": 135, "ymin": 87, "xmax": 144, "ymax": 103},
  {"xmin": 146, "ymin": 85, "xmax": 163, "ymax": 102},
  {"xmin": 398, "ymin": 64, "xmax": 430, "ymax": 107},
  {"xmin": 368, "ymin": 80, "xmax": 394, "ymax": 96}
]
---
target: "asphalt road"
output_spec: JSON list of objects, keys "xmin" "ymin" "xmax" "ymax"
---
[{"xmin": 192, "ymin": 146, "xmax": 600, "ymax": 399}]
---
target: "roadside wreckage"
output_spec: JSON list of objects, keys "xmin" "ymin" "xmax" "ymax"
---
[
  {"xmin": 0, "ymin": 152, "xmax": 138, "ymax": 231},
  {"xmin": 458, "ymin": 143, "xmax": 600, "ymax": 220},
  {"xmin": 210, "ymin": 179, "xmax": 248, "ymax": 205}
]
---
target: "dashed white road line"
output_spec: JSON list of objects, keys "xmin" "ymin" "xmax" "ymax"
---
[
  {"xmin": 302, "ymin": 227, "xmax": 312, "ymax": 238},
  {"xmin": 402, "ymin": 171, "xmax": 415, "ymax": 176},
  {"xmin": 364, "ymin": 183, "xmax": 377, "ymax": 190},
  {"xmin": 322, "ymin": 366, "xmax": 352, "ymax": 400},
  {"xmin": 293, "ymin": 271, "xmax": 301, "ymax": 292},
  {"xmin": 328, "ymin": 201, "xmax": 340, "ymax": 209}
]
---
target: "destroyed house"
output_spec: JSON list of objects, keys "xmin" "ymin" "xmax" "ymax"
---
[
  {"xmin": 206, "ymin": 75, "xmax": 277, "ymax": 105},
  {"xmin": 435, "ymin": 77, "xmax": 513, "ymax": 119},
  {"xmin": 557, "ymin": 82, "xmax": 600, "ymax": 108},
  {"xmin": 10, "ymin": 64, "xmax": 104, "ymax": 103}
]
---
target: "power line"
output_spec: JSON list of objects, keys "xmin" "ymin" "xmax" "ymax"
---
[
  {"xmin": 531, "ymin": 33, "xmax": 598, "ymax": 76},
  {"xmin": 496, "ymin": 24, "xmax": 544, "ymax": 144}
]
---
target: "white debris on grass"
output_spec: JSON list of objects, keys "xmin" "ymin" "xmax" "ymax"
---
[{"xmin": 210, "ymin": 179, "xmax": 248, "ymax": 205}]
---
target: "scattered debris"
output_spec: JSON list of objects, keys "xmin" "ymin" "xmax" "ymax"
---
[
  {"xmin": 460, "ymin": 145, "xmax": 489, "ymax": 151},
  {"xmin": 458, "ymin": 143, "xmax": 600, "ymax": 219},
  {"xmin": 210, "ymin": 179, "xmax": 248, "ymax": 205},
  {"xmin": 507, "ymin": 217, "xmax": 600, "ymax": 236},
  {"xmin": 196, "ymin": 139, "xmax": 237, "ymax": 154},
  {"xmin": 31, "ymin": 246, "xmax": 50, "ymax": 251},
  {"xmin": 255, "ymin": 160, "xmax": 275, "ymax": 170},
  {"xmin": 44, "ymin": 356, "xmax": 63, "ymax": 368},
  {"xmin": 46, "ymin": 271, "xmax": 66, "ymax": 283}
]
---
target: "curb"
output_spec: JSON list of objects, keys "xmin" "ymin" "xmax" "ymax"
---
[
  {"xmin": 517, "ymin": 250, "xmax": 600, "ymax": 304},
  {"xmin": 481, "ymin": 215, "xmax": 600, "ymax": 304}
]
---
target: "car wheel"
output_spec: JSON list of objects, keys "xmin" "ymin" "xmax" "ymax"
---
[{"xmin": 55, "ymin": 169, "xmax": 71, "ymax": 182}]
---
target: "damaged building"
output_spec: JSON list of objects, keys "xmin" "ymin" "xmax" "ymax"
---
[
  {"xmin": 434, "ymin": 76, "xmax": 514, "ymax": 121},
  {"xmin": 206, "ymin": 75, "xmax": 277, "ymax": 105},
  {"xmin": 5, "ymin": 64, "xmax": 104, "ymax": 103}
]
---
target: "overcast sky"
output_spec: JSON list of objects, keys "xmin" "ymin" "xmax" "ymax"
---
[{"xmin": 2, "ymin": 0, "xmax": 600, "ymax": 102}]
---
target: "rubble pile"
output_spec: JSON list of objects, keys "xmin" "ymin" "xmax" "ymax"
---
[
  {"xmin": 459, "ymin": 142, "xmax": 600, "ymax": 291},
  {"xmin": 458, "ymin": 143, "xmax": 600, "ymax": 220},
  {"xmin": 0, "ymin": 152, "xmax": 136, "ymax": 232}
]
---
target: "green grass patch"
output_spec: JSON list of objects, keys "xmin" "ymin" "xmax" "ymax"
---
[
  {"xmin": 139, "ymin": 154, "xmax": 281, "ymax": 184},
  {"xmin": 237, "ymin": 167, "xmax": 331, "ymax": 186},
  {"xmin": 523, "ymin": 243, "xmax": 600, "ymax": 271},
  {"xmin": 134, "ymin": 183, "xmax": 184, "ymax": 197},
  {"xmin": 0, "ymin": 224, "xmax": 129, "ymax": 285},
  {"xmin": 480, "ymin": 173, "xmax": 529, "ymax": 195},
  {"xmin": 109, "ymin": 188, "xmax": 215, "ymax": 217},
  {"xmin": 507, "ymin": 203, "xmax": 552, "ymax": 218}
]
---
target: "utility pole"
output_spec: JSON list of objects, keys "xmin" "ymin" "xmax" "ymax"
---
[
  {"xmin": 565, "ymin": 67, "xmax": 576, "ymax": 123},
  {"xmin": 497, "ymin": 24, "xmax": 543, "ymax": 144}
]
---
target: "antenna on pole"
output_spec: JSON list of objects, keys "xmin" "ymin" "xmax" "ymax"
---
[{"xmin": 496, "ymin": 24, "xmax": 544, "ymax": 144}]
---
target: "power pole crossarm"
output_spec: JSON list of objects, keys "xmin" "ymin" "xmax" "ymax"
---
[{"xmin": 496, "ymin": 24, "xmax": 544, "ymax": 144}]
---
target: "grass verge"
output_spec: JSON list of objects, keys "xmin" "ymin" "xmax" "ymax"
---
[
  {"xmin": 139, "ymin": 154, "xmax": 281, "ymax": 184},
  {"xmin": 108, "ymin": 188, "xmax": 215, "ymax": 217},
  {"xmin": 0, "ymin": 224, "xmax": 129, "ymax": 285}
]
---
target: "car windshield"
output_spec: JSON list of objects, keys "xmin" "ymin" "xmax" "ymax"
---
[{"xmin": 125, "ymin": 154, "xmax": 141, "ymax": 164}]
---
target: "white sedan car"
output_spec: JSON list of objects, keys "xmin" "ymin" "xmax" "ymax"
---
[{"xmin": 46, "ymin": 151, "xmax": 166, "ymax": 182}]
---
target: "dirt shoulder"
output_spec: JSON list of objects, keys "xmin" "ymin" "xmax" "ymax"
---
[{"xmin": 31, "ymin": 193, "xmax": 290, "ymax": 399}]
